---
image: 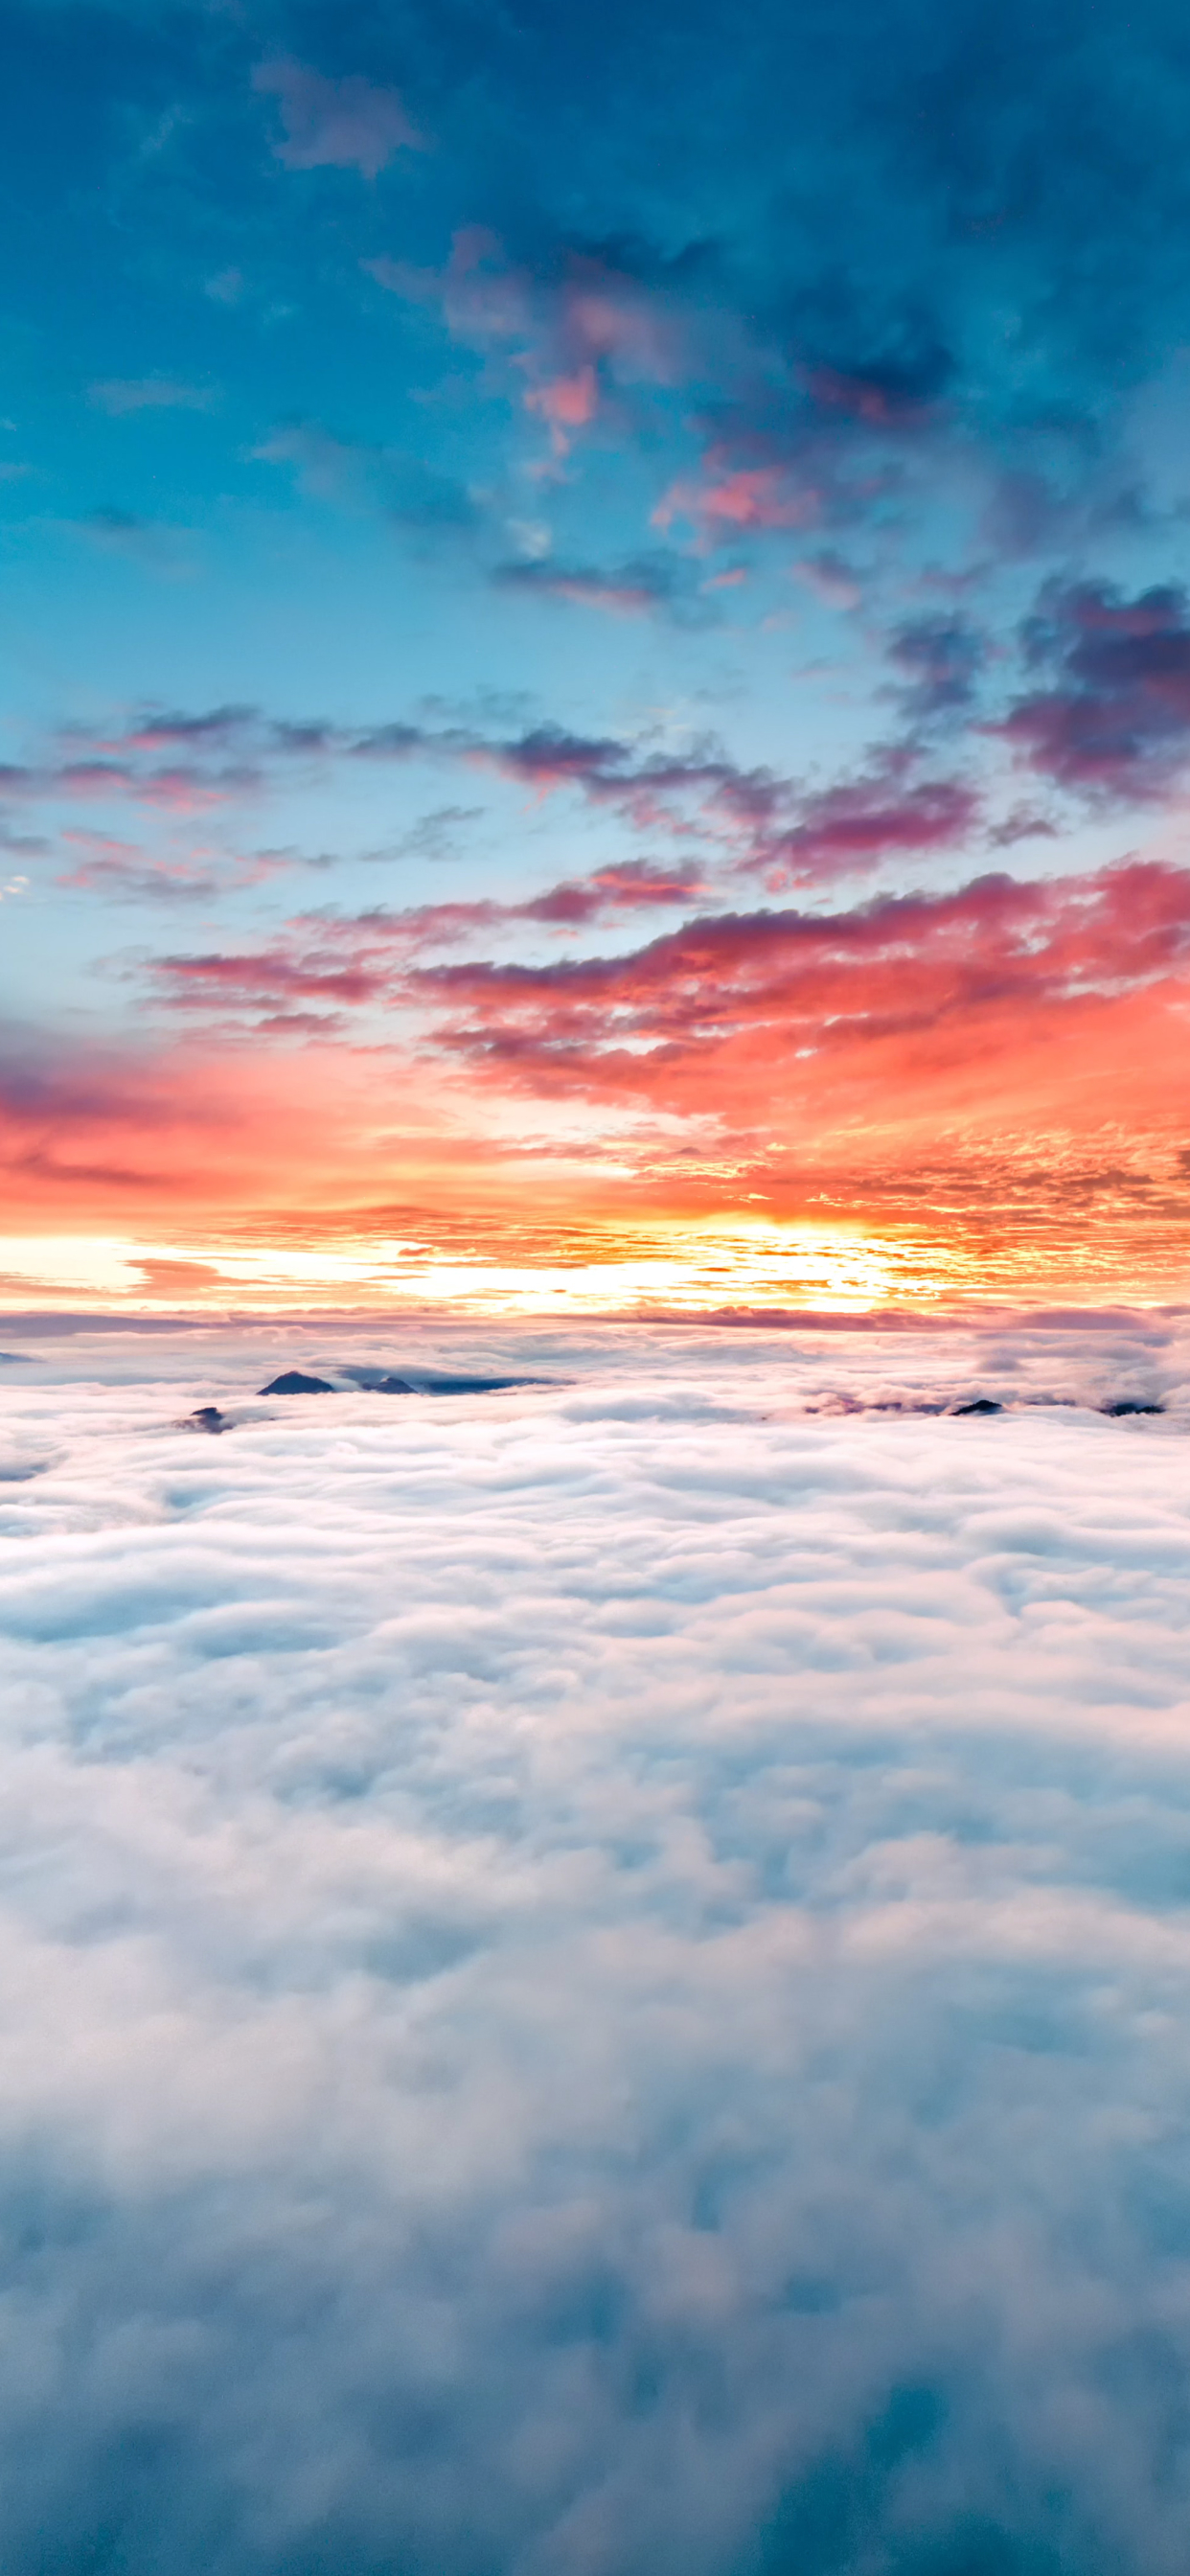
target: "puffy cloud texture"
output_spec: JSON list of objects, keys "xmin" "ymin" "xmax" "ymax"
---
[{"xmin": 0, "ymin": 1315, "xmax": 1189, "ymax": 2571}]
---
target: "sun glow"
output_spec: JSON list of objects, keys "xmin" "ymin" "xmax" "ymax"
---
[{"xmin": 0, "ymin": 1222, "xmax": 963, "ymax": 1317}]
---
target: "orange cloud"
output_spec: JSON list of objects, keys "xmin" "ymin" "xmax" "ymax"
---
[{"xmin": 3, "ymin": 855, "xmax": 1186, "ymax": 1306}]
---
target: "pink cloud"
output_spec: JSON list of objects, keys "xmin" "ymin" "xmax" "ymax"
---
[
  {"xmin": 367, "ymin": 237, "xmax": 677, "ymax": 460},
  {"xmin": 523, "ymin": 365, "xmax": 599, "ymax": 454},
  {"xmin": 405, "ymin": 861, "xmax": 1190, "ymax": 1197},
  {"xmin": 653, "ymin": 464, "xmax": 819, "ymax": 540},
  {"xmin": 144, "ymin": 861, "xmax": 711, "ymax": 1018}
]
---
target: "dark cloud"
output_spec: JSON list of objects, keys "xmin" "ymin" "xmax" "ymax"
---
[
  {"xmin": 1002, "ymin": 580, "xmax": 1190, "ymax": 797},
  {"xmin": 492, "ymin": 551, "xmax": 706, "ymax": 622},
  {"xmin": 889, "ymin": 616, "xmax": 986, "ymax": 721},
  {"xmin": 150, "ymin": 945, "xmax": 388, "ymax": 1012},
  {"xmin": 8, "ymin": 700, "xmax": 979, "ymax": 895},
  {"xmin": 803, "ymin": 335, "xmax": 955, "ymax": 424},
  {"xmin": 122, "ymin": 707, "xmax": 256, "ymax": 749},
  {"xmin": 752, "ymin": 770, "xmax": 979, "ymax": 888}
]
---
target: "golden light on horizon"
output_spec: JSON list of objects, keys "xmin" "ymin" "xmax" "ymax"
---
[
  {"xmin": 1, "ymin": 1197, "xmax": 1186, "ymax": 1320},
  {"xmin": 0, "ymin": 1218, "xmax": 1010, "ymax": 1319}
]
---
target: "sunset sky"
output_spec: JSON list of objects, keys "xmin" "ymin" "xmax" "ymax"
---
[
  {"xmin": 3, "ymin": 0, "xmax": 1190, "ymax": 1310},
  {"xmin": 7, "ymin": 12, "xmax": 1190, "ymax": 2562}
]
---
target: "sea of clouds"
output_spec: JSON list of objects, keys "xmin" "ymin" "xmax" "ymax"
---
[{"xmin": 1, "ymin": 1309, "xmax": 1190, "ymax": 2575}]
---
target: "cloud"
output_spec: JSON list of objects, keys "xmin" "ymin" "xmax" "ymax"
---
[
  {"xmin": 653, "ymin": 459, "xmax": 820, "ymax": 540},
  {"xmin": 252, "ymin": 58, "xmax": 424, "ymax": 180},
  {"xmin": 145, "ymin": 859, "xmax": 711, "ymax": 1011},
  {"xmin": 492, "ymin": 552, "xmax": 702, "ymax": 621},
  {"xmin": 0, "ymin": 1322, "xmax": 1187, "ymax": 2566},
  {"xmin": 119, "ymin": 707, "xmax": 259, "ymax": 752},
  {"xmin": 54, "ymin": 832, "xmax": 298, "ymax": 904},
  {"xmin": 88, "ymin": 379, "xmax": 215, "ymax": 417},
  {"xmin": 889, "ymin": 615, "xmax": 986, "ymax": 721},
  {"xmin": 803, "ymin": 334, "xmax": 954, "ymax": 426},
  {"xmin": 748, "ymin": 767, "xmax": 979, "ymax": 889},
  {"xmin": 255, "ymin": 424, "xmax": 477, "ymax": 536},
  {"xmin": 406, "ymin": 857, "xmax": 1190, "ymax": 1162},
  {"xmin": 520, "ymin": 859, "xmax": 709, "ymax": 923},
  {"xmin": 4, "ymin": 699, "xmax": 978, "ymax": 889},
  {"xmin": 106, "ymin": 849, "xmax": 1190, "ymax": 1300},
  {"xmin": 369, "ymin": 806, "xmax": 487, "ymax": 864},
  {"xmin": 462, "ymin": 725, "xmax": 789, "ymax": 846},
  {"xmin": 64, "ymin": 757, "xmax": 255, "ymax": 816},
  {"xmin": 67, "ymin": 507, "xmax": 193, "ymax": 571},
  {"xmin": 1001, "ymin": 580, "xmax": 1190, "ymax": 799},
  {"xmin": 148, "ymin": 945, "xmax": 389, "ymax": 1014},
  {"xmin": 523, "ymin": 361, "xmax": 599, "ymax": 453},
  {"xmin": 790, "ymin": 553, "xmax": 862, "ymax": 611},
  {"xmin": 366, "ymin": 229, "xmax": 684, "ymax": 461},
  {"xmin": 0, "ymin": 1034, "xmax": 468, "ymax": 1228},
  {"xmin": 129, "ymin": 1255, "xmax": 231, "ymax": 1292}
]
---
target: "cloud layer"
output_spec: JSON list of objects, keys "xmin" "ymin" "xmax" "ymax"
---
[{"xmin": 0, "ymin": 1321, "xmax": 1188, "ymax": 2568}]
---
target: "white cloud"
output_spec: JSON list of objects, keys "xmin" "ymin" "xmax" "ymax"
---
[{"xmin": 0, "ymin": 1317, "xmax": 1187, "ymax": 2567}]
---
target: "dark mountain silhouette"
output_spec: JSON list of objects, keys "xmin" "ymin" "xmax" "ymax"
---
[{"xmin": 259, "ymin": 1371, "xmax": 337, "ymax": 1395}]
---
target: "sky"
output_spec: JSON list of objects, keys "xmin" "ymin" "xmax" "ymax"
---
[
  {"xmin": 0, "ymin": 1316, "xmax": 1187, "ymax": 2572},
  {"xmin": 1, "ymin": 0, "xmax": 1190, "ymax": 1310}
]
